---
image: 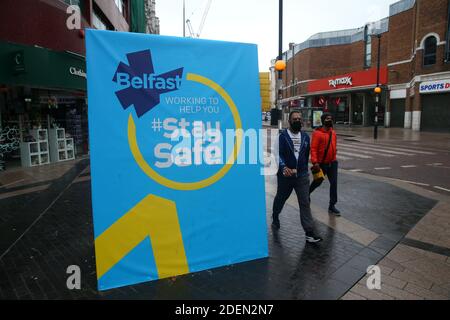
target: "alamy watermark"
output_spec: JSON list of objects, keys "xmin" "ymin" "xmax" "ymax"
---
[
  {"xmin": 66, "ymin": 5, "xmax": 81, "ymax": 30},
  {"xmin": 66, "ymin": 265, "xmax": 81, "ymax": 290},
  {"xmin": 149, "ymin": 119, "xmax": 280, "ymax": 176},
  {"xmin": 366, "ymin": 265, "xmax": 381, "ymax": 290}
]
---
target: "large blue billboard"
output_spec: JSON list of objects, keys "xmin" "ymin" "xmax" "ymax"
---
[{"xmin": 86, "ymin": 29, "xmax": 268, "ymax": 291}]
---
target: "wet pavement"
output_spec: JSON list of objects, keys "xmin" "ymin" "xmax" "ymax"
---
[{"xmin": 0, "ymin": 153, "xmax": 444, "ymax": 300}]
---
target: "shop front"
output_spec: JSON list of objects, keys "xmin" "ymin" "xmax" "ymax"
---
[
  {"xmin": 0, "ymin": 41, "xmax": 87, "ymax": 171},
  {"xmin": 419, "ymin": 79, "xmax": 450, "ymax": 132},
  {"xmin": 304, "ymin": 68, "xmax": 388, "ymax": 127}
]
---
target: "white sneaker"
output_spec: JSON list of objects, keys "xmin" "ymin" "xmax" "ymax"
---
[{"xmin": 305, "ymin": 234, "xmax": 323, "ymax": 243}]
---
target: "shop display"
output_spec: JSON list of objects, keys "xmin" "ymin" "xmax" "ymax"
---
[
  {"xmin": 0, "ymin": 126, "xmax": 21, "ymax": 171},
  {"xmin": 49, "ymin": 128, "xmax": 75, "ymax": 163},
  {"xmin": 66, "ymin": 108, "xmax": 83, "ymax": 145},
  {"xmin": 20, "ymin": 129, "xmax": 50, "ymax": 167}
]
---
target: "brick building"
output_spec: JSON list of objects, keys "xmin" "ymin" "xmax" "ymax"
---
[
  {"xmin": 0, "ymin": 0, "xmax": 150, "ymax": 171},
  {"xmin": 260, "ymin": 72, "xmax": 271, "ymax": 112},
  {"xmin": 145, "ymin": 0, "xmax": 160, "ymax": 35},
  {"xmin": 275, "ymin": 0, "xmax": 450, "ymax": 132}
]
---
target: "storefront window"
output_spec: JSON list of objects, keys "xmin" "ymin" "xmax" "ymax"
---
[
  {"xmin": 115, "ymin": 0, "xmax": 127, "ymax": 16},
  {"xmin": 365, "ymin": 26, "xmax": 372, "ymax": 68},
  {"xmin": 352, "ymin": 93, "xmax": 365, "ymax": 125},
  {"xmin": 329, "ymin": 96, "xmax": 349, "ymax": 125},
  {"xmin": 64, "ymin": 0, "xmax": 81, "ymax": 7},
  {"xmin": 93, "ymin": 11, "xmax": 108, "ymax": 30},
  {"xmin": 0, "ymin": 88, "xmax": 21, "ymax": 171},
  {"xmin": 0, "ymin": 87, "xmax": 89, "ymax": 171}
]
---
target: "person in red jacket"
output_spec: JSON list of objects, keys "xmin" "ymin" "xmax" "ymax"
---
[{"xmin": 309, "ymin": 113, "xmax": 341, "ymax": 216}]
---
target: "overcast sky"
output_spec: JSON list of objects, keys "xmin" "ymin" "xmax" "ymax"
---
[{"xmin": 156, "ymin": 0, "xmax": 400, "ymax": 71}]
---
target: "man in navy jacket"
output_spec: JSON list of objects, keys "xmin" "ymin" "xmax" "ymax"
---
[{"xmin": 272, "ymin": 111, "xmax": 322, "ymax": 243}]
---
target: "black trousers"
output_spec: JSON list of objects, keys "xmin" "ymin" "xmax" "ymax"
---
[
  {"xmin": 272, "ymin": 174, "xmax": 315, "ymax": 234},
  {"xmin": 309, "ymin": 161, "xmax": 338, "ymax": 207}
]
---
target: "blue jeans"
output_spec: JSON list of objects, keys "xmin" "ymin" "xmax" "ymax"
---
[{"xmin": 309, "ymin": 161, "xmax": 338, "ymax": 207}]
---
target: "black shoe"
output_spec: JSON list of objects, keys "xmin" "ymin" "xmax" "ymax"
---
[
  {"xmin": 305, "ymin": 233, "xmax": 323, "ymax": 243},
  {"xmin": 328, "ymin": 205, "xmax": 341, "ymax": 216},
  {"xmin": 271, "ymin": 218, "xmax": 280, "ymax": 230}
]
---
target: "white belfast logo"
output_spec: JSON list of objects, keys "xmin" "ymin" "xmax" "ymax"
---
[{"xmin": 329, "ymin": 76, "xmax": 353, "ymax": 88}]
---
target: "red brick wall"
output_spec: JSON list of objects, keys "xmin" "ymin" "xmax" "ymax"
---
[
  {"xmin": 371, "ymin": 33, "xmax": 389, "ymax": 70},
  {"xmin": 388, "ymin": 8, "xmax": 415, "ymax": 64},
  {"xmin": 416, "ymin": 0, "xmax": 448, "ymax": 46},
  {"xmin": 388, "ymin": 0, "xmax": 450, "ymax": 83},
  {"xmin": 282, "ymin": 29, "xmax": 393, "ymax": 97},
  {"xmin": 280, "ymin": 0, "xmax": 450, "ymax": 100},
  {"xmin": 0, "ymin": 0, "xmax": 130, "ymax": 55},
  {"xmin": 283, "ymin": 37, "xmax": 388, "ymax": 96},
  {"xmin": 0, "ymin": 0, "xmax": 90, "ymax": 54},
  {"xmin": 386, "ymin": 6, "xmax": 415, "ymax": 85},
  {"xmin": 414, "ymin": 0, "xmax": 450, "ymax": 75}
]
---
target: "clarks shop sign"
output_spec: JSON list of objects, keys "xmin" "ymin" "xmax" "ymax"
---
[
  {"xmin": 69, "ymin": 67, "xmax": 86, "ymax": 79},
  {"xmin": 419, "ymin": 80, "xmax": 450, "ymax": 94}
]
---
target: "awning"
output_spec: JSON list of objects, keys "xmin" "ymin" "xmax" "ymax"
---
[{"xmin": 0, "ymin": 41, "xmax": 86, "ymax": 91}]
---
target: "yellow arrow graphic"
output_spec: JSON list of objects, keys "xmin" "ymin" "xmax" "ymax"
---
[{"xmin": 95, "ymin": 194, "xmax": 189, "ymax": 280}]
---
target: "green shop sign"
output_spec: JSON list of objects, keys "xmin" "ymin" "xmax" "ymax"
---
[{"xmin": 0, "ymin": 41, "xmax": 86, "ymax": 91}]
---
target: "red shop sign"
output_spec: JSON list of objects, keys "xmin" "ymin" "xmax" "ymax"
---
[{"xmin": 308, "ymin": 67, "xmax": 388, "ymax": 93}]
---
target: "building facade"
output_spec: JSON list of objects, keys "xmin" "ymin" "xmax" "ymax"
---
[
  {"xmin": 145, "ymin": 0, "xmax": 160, "ymax": 34},
  {"xmin": 259, "ymin": 72, "xmax": 271, "ymax": 112},
  {"xmin": 0, "ymin": 0, "xmax": 149, "ymax": 171},
  {"xmin": 278, "ymin": 0, "xmax": 450, "ymax": 132}
]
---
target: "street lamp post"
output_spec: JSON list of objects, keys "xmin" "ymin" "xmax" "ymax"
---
[
  {"xmin": 183, "ymin": 0, "xmax": 186, "ymax": 37},
  {"xmin": 277, "ymin": 0, "xmax": 283, "ymax": 131},
  {"xmin": 374, "ymin": 33, "xmax": 381, "ymax": 140},
  {"xmin": 289, "ymin": 42, "xmax": 295, "ymax": 100}
]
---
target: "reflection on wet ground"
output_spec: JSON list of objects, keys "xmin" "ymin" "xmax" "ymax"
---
[{"xmin": 0, "ymin": 161, "xmax": 437, "ymax": 299}]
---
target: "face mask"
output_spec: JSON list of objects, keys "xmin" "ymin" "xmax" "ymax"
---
[
  {"xmin": 291, "ymin": 121, "xmax": 302, "ymax": 132},
  {"xmin": 324, "ymin": 120, "xmax": 333, "ymax": 127}
]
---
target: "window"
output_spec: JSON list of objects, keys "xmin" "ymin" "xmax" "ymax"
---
[
  {"xmin": 93, "ymin": 12, "xmax": 107, "ymax": 30},
  {"xmin": 446, "ymin": 3, "xmax": 450, "ymax": 62},
  {"xmin": 364, "ymin": 26, "xmax": 372, "ymax": 68},
  {"xmin": 64, "ymin": 0, "xmax": 83, "ymax": 14},
  {"xmin": 423, "ymin": 36, "xmax": 437, "ymax": 66},
  {"xmin": 64, "ymin": 0, "xmax": 81, "ymax": 6},
  {"xmin": 115, "ymin": 0, "xmax": 124, "ymax": 14}
]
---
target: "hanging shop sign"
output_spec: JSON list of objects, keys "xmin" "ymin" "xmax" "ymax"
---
[
  {"xmin": 308, "ymin": 67, "xmax": 388, "ymax": 93},
  {"xmin": 419, "ymin": 79, "xmax": 450, "ymax": 94},
  {"xmin": 13, "ymin": 50, "xmax": 26, "ymax": 74},
  {"xmin": 69, "ymin": 67, "xmax": 86, "ymax": 79},
  {"xmin": 329, "ymin": 76, "xmax": 352, "ymax": 88},
  {"xmin": 85, "ymin": 29, "xmax": 268, "ymax": 291}
]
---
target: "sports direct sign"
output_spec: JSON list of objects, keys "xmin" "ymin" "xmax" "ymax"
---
[{"xmin": 419, "ymin": 80, "xmax": 450, "ymax": 94}]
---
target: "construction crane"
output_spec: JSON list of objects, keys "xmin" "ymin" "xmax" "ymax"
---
[{"xmin": 185, "ymin": 0, "xmax": 212, "ymax": 38}]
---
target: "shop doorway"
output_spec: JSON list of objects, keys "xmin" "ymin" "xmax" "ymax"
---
[
  {"xmin": 352, "ymin": 94, "xmax": 364, "ymax": 125},
  {"xmin": 0, "ymin": 87, "xmax": 89, "ymax": 171},
  {"xmin": 390, "ymin": 99, "xmax": 405, "ymax": 127},
  {"xmin": 330, "ymin": 96, "xmax": 349, "ymax": 125},
  {"xmin": 421, "ymin": 94, "xmax": 450, "ymax": 132}
]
